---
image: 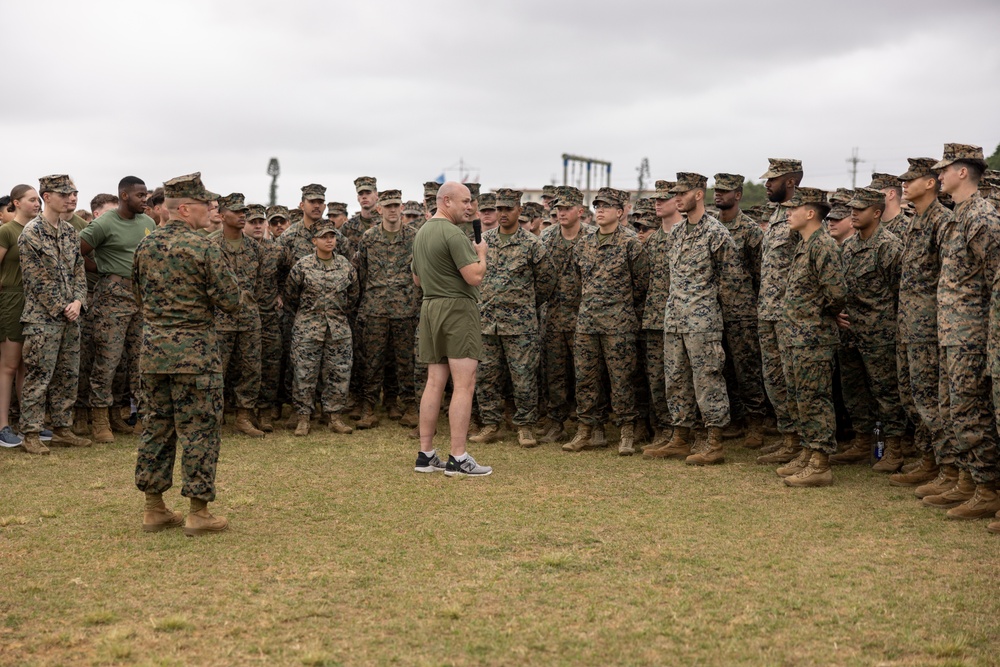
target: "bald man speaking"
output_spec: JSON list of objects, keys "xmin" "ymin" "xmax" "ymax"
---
[{"xmin": 411, "ymin": 182, "xmax": 492, "ymax": 476}]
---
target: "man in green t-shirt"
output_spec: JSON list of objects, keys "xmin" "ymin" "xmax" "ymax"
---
[
  {"xmin": 411, "ymin": 182, "xmax": 492, "ymax": 477},
  {"xmin": 80, "ymin": 176, "xmax": 157, "ymax": 443}
]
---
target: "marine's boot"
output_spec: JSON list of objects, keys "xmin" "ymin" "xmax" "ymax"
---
[
  {"xmin": 915, "ymin": 465, "xmax": 959, "ymax": 499},
  {"xmin": 632, "ymin": 421, "xmax": 649, "ymax": 446},
  {"xmin": 562, "ymin": 424, "xmax": 594, "ymax": 452},
  {"xmin": 469, "ymin": 423, "xmax": 501, "ymax": 444},
  {"xmin": 763, "ymin": 418, "xmax": 780, "ymax": 436},
  {"xmin": 234, "ymin": 409, "xmax": 265, "ymax": 438},
  {"xmin": 183, "ymin": 498, "xmax": 228, "ymax": 537},
  {"xmin": 49, "ymin": 427, "xmax": 91, "ymax": 448},
  {"xmin": 257, "ymin": 408, "xmax": 274, "ymax": 433},
  {"xmin": 721, "ymin": 418, "xmax": 745, "ymax": 439},
  {"xmin": 285, "ymin": 411, "xmax": 301, "ymax": 431},
  {"xmin": 888, "ymin": 453, "xmax": 938, "ymax": 487},
  {"xmin": 743, "ymin": 417, "xmax": 765, "ymax": 450},
  {"xmin": 776, "ymin": 447, "xmax": 812, "ymax": 477},
  {"xmin": 132, "ymin": 415, "xmax": 142, "ymax": 436},
  {"xmin": 387, "ymin": 400, "xmax": 403, "ymax": 421},
  {"xmin": 756, "ymin": 433, "xmax": 800, "ymax": 464},
  {"xmin": 643, "ymin": 426, "xmax": 692, "ymax": 460},
  {"xmin": 829, "ymin": 433, "xmax": 873, "ymax": 465},
  {"xmin": 90, "ymin": 408, "xmax": 115, "ymax": 444},
  {"xmin": 399, "ymin": 406, "xmax": 419, "ymax": 428},
  {"xmin": 71, "ymin": 407, "xmax": 91, "ymax": 436},
  {"xmin": 355, "ymin": 404, "xmax": 379, "ymax": 430},
  {"xmin": 685, "ymin": 427, "xmax": 724, "ymax": 465},
  {"xmin": 643, "ymin": 426, "xmax": 672, "ymax": 452},
  {"xmin": 294, "ymin": 414, "xmax": 310, "ymax": 437},
  {"xmin": 783, "ymin": 451, "xmax": 833, "ymax": 487},
  {"xmin": 988, "ymin": 512, "xmax": 1000, "ymax": 535},
  {"xmin": 590, "ymin": 424, "xmax": 608, "ymax": 448},
  {"xmin": 946, "ymin": 483, "xmax": 1000, "ymax": 520},
  {"xmin": 408, "ymin": 426, "xmax": 420, "ymax": 440},
  {"xmin": 20, "ymin": 433, "xmax": 50, "ymax": 456},
  {"xmin": 618, "ymin": 423, "xmax": 636, "ymax": 456},
  {"xmin": 108, "ymin": 406, "xmax": 131, "ymax": 434},
  {"xmin": 329, "ymin": 414, "xmax": 354, "ymax": 434},
  {"xmin": 872, "ymin": 436, "xmax": 904, "ymax": 473},
  {"xmin": 922, "ymin": 470, "xmax": 976, "ymax": 509},
  {"xmin": 518, "ymin": 426, "xmax": 538, "ymax": 448},
  {"xmin": 538, "ymin": 417, "xmax": 568, "ymax": 443},
  {"xmin": 142, "ymin": 493, "xmax": 183, "ymax": 533},
  {"xmin": 347, "ymin": 399, "xmax": 362, "ymax": 420}
]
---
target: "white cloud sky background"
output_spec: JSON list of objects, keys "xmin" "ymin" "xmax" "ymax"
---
[{"xmin": 3, "ymin": 0, "xmax": 999, "ymax": 211}]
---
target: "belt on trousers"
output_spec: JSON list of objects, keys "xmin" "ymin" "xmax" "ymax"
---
[{"xmin": 106, "ymin": 274, "xmax": 133, "ymax": 289}]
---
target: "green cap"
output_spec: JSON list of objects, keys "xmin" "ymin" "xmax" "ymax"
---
[{"xmin": 162, "ymin": 172, "xmax": 219, "ymax": 202}]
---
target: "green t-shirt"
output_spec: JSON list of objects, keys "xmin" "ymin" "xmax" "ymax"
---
[
  {"xmin": 319, "ymin": 256, "xmax": 335, "ymax": 268},
  {"xmin": 0, "ymin": 220, "xmax": 26, "ymax": 288},
  {"xmin": 498, "ymin": 232, "xmax": 514, "ymax": 242},
  {"xmin": 79, "ymin": 210, "xmax": 157, "ymax": 278},
  {"xmin": 598, "ymin": 232, "xmax": 614, "ymax": 245},
  {"xmin": 225, "ymin": 237, "xmax": 243, "ymax": 252},
  {"xmin": 411, "ymin": 217, "xmax": 479, "ymax": 300}
]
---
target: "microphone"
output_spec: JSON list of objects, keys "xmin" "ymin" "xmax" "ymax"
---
[{"xmin": 473, "ymin": 219, "xmax": 482, "ymax": 244}]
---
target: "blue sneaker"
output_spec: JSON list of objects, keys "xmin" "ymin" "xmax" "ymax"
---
[
  {"xmin": 39, "ymin": 429, "xmax": 53, "ymax": 442},
  {"xmin": 0, "ymin": 425, "xmax": 21, "ymax": 447}
]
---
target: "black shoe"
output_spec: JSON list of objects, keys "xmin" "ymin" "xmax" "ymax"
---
[
  {"xmin": 444, "ymin": 454, "xmax": 492, "ymax": 477},
  {"xmin": 414, "ymin": 451, "xmax": 446, "ymax": 473}
]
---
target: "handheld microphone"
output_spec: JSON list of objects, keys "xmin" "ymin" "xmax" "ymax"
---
[{"xmin": 473, "ymin": 219, "xmax": 482, "ymax": 244}]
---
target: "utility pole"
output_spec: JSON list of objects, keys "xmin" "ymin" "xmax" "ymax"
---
[
  {"xmin": 846, "ymin": 147, "xmax": 866, "ymax": 189},
  {"xmin": 267, "ymin": 158, "xmax": 280, "ymax": 206},
  {"xmin": 636, "ymin": 157, "xmax": 650, "ymax": 199}
]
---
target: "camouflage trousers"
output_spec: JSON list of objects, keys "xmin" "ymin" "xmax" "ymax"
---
[
  {"xmin": 280, "ymin": 307, "xmax": 296, "ymax": 406},
  {"xmin": 939, "ymin": 346, "xmax": 998, "ymax": 484},
  {"xmin": 88, "ymin": 278, "xmax": 142, "ymax": 408},
  {"xmin": 635, "ymin": 332, "xmax": 650, "ymax": 422},
  {"xmin": 218, "ymin": 328, "xmax": 261, "ymax": 409},
  {"xmin": 135, "ymin": 372, "xmax": 222, "ymax": 501},
  {"xmin": 838, "ymin": 343, "xmax": 906, "ymax": 437},
  {"xmin": 349, "ymin": 317, "xmax": 365, "ymax": 400},
  {"xmin": 575, "ymin": 332, "xmax": 637, "ymax": 426},
  {"xmin": 759, "ymin": 320, "xmax": 793, "ymax": 434},
  {"xmin": 897, "ymin": 342, "xmax": 947, "ymax": 458},
  {"xmin": 723, "ymin": 319, "xmax": 767, "ymax": 422},
  {"xmin": 782, "ymin": 344, "xmax": 838, "ymax": 454},
  {"xmin": 291, "ymin": 326, "xmax": 352, "ymax": 416},
  {"xmin": 362, "ymin": 316, "xmax": 416, "ymax": 408},
  {"xmin": 258, "ymin": 312, "xmax": 283, "ymax": 410},
  {"xmin": 477, "ymin": 333, "xmax": 539, "ymax": 426},
  {"xmin": 20, "ymin": 323, "xmax": 80, "ymax": 433},
  {"xmin": 663, "ymin": 332, "xmax": 730, "ymax": 429},
  {"xmin": 543, "ymin": 328, "xmax": 576, "ymax": 423},
  {"xmin": 643, "ymin": 329, "xmax": 671, "ymax": 430},
  {"xmin": 75, "ymin": 291, "xmax": 94, "ymax": 408}
]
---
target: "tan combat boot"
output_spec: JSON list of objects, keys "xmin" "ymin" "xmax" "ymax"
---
[
  {"xmin": 643, "ymin": 426, "xmax": 672, "ymax": 452},
  {"xmin": 21, "ymin": 433, "xmax": 50, "ymax": 455},
  {"xmin": 257, "ymin": 408, "xmax": 274, "ymax": 433},
  {"xmin": 784, "ymin": 451, "xmax": 833, "ymax": 487},
  {"xmin": 71, "ymin": 407, "xmax": 91, "ymax": 436},
  {"xmin": 355, "ymin": 404, "xmax": 378, "ymax": 430},
  {"xmin": 686, "ymin": 427, "xmax": 724, "ymax": 465},
  {"xmin": 756, "ymin": 433, "xmax": 800, "ymax": 464},
  {"xmin": 386, "ymin": 400, "xmax": 403, "ymax": 421},
  {"xmin": 915, "ymin": 465, "xmax": 959, "ymax": 499},
  {"xmin": 562, "ymin": 424, "xmax": 594, "ymax": 452},
  {"xmin": 618, "ymin": 423, "xmax": 636, "ymax": 456},
  {"xmin": 347, "ymin": 398, "xmax": 363, "ymax": 420},
  {"xmin": 234, "ymin": 409, "xmax": 265, "ymax": 438},
  {"xmin": 142, "ymin": 493, "xmax": 183, "ymax": 533},
  {"xmin": 108, "ymin": 406, "xmax": 132, "ymax": 434},
  {"xmin": 988, "ymin": 511, "xmax": 1000, "ymax": 534},
  {"xmin": 132, "ymin": 415, "xmax": 142, "ymax": 436},
  {"xmin": 90, "ymin": 408, "xmax": 115, "ymax": 443},
  {"xmin": 469, "ymin": 423, "xmax": 501, "ymax": 444},
  {"xmin": 538, "ymin": 417, "xmax": 568, "ymax": 443},
  {"xmin": 743, "ymin": 417, "xmax": 765, "ymax": 449},
  {"xmin": 286, "ymin": 411, "xmax": 301, "ymax": 431},
  {"xmin": 872, "ymin": 436, "xmax": 904, "ymax": 473},
  {"xmin": 643, "ymin": 426, "xmax": 691, "ymax": 459},
  {"xmin": 294, "ymin": 414, "xmax": 310, "ymax": 436},
  {"xmin": 946, "ymin": 483, "xmax": 1000, "ymax": 520},
  {"xmin": 632, "ymin": 421, "xmax": 649, "ymax": 446},
  {"xmin": 399, "ymin": 406, "xmax": 419, "ymax": 428},
  {"xmin": 829, "ymin": 433, "xmax": 873, "ymax": 465},
  {"xmin": 518, "ymin": 426, "xmax": 538, "ymax": 448},
  {"xmin": 888, "ymin": 453, "xmax": 938, "ymax": 487},
  {"xmin": 590, "ymin": 424, "xmax": 608, "ymax": 448},
  {"xmin": 49, "ymin": 427, "xmax": 92, "ymax": 448},
  {"xmin": 922, "ymin": 470, "xmax": 976, "ymax": 508},
  {"xmin": 777, "ymin": 447, "xmax": 812, "ymax": 477},
  {"xmin": 183, "ymin": 498, "xmax": 228, "ymax": 537},
  {"xmin": 721, "ymin": 418, "xmax": 745, "ymax": 439},
  {"xmin": 329, "ymin": 414, "xmax": 354, "ymax": 434}
]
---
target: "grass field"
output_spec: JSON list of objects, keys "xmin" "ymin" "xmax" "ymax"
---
[{"xmin": 1, "ymin": 414, "xmax": 998, "ymax": 667}]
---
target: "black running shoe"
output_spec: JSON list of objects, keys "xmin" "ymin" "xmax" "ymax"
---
[{"xmin": 414, "ymin": 451, "xmax": 446, "ymax": 473}]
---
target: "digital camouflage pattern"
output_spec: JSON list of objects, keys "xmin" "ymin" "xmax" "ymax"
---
[
  {"xmin": 18, "ymin": 216, "xmax": 87, "ymax": 326},
  {"xmin": 899, "ymin": 200, "xmax": 950, "ymax": 344},
  {"xmin": 663, "ymin": 332, "xmax": 729, "ymax": 428},
  {"xmin": 898, "ymin": 342, "xmax": 947, "ymax": 457},
  {"xmin": 641, "ymin": 227, "xmax": 672, "ymax": 331},
  {"xmin": 575, "ymin": 332, "xmax": 638, "ymax": 426},
  {"xmin": 278, "ymin": 221, "xmax": 352, "ymax": 282},
  {"xmin": 940, "ymin": 347, "xmax": 998, "ymax": 484},
  {"xmin": 575, "ymin": 225, "xmax": 649, "ymax": 334},
  {"xmin": 354, "ymin": 224, "xmax": 420, "ymax": 320},
  {"xmin": 38, "ymin": 174, "xmax": 77, "ymax": 195},
  {"xmin": 841, "ymin": 224, "xmax": 902, "ymax": 347},
  {"xmin": 88, "ymin": 277, "xmax": 142, "ymax": 408},
  {"xmin": 361, "ymin": 316, "xmax": 416, "ymax": 408},
  {"xmin": 342, "ymin": 212, "xmax": 381, "ymax": 249},
  {"xmin": 478, "ymin": 333, "xmax": 541, "ymax": 426},
  {"xmin": 782, "ymin": 344, "xmax": 838, "ymax": 454},
  {"xmin": 721, "ymin": 210, "xmax": 763, "ymax": 295},
  {"xmin": 256, "ymin": 237, "xmax": 284, "ymax": 409},
  {"xmin": 20, "ymin": 323, "xmax": 80, "ymax": 433}
]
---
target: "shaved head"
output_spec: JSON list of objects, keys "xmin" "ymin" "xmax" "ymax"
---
[
  {"xmin": 436, "ymin": 181, "xmax": 470, "ymax": 204},
  {"xmin": 435, "ymin": 181, "xmax": 474, "ymax": 224}
]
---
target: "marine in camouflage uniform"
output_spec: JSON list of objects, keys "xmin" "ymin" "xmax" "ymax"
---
[
  {"xmin": 256, "ymin": 205, "xmax": 289, "ymax": 428},
  {"xmin": 469, "ymin": 189, "xmax": 554, "ymax": 447},
  {"xmin": 17, "ymin": 175, "xmax": 90, "ymax": 453},
  {"xmin": 342, "ymin": 177, "xmax": 380, "ymax": 414},
  {"xmin": 830, "ymin": 188, "xmax": 905, "ymax": 468},
  {"xmin": 564, "ymin": 187, "xmax": 649, "ymax": 454},
  {"xmin": 132, "ymin": 173, "xmax": 240, "ymax": 534},
  {"xmin": 870, "ymin": 172, "xmax": 910, "ymax": 239}
]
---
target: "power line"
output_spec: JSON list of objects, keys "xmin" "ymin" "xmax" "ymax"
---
[{"xmin": 846, "ymin": 147, "xmax": 867, "ymax": 189}]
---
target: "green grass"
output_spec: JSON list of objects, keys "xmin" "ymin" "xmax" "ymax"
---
[{"xmin": 1, "ymin": 413, "xmax": 998, "ymax": 666}]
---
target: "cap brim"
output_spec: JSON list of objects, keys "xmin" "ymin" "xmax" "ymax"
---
[
  {"xmin": 668, "ymin": 186, "xmax": 692, "ymax": 194},
  {"xmin": 266, "ymin": 215, "xmax": 288, "ymax": 222},
  {"xmin": 196, "ymin": 190, "xmax": 221, "ymax": 202},
  {"xmin": 378, "ymin": 199, "xmax": 403, "ymax": 206},
  {"xmin": 899, "ymin": 169, "xmax": 934, "ymax": 181},
  {"xmin": 931, "ymin": 158, "xmax": 954, "ymax": 170}
]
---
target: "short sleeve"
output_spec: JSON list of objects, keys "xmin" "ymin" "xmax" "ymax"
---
[{"xmin": 447, "ymin": 227, "xmax": 478, "ymax": 270}]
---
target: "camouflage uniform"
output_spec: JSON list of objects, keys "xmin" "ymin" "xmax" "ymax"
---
[
  {"xmin": 641, "ymin": 222, "xmax": 674, "ymax": 432},
  {"xmin": 477, "ymin": 223, "xmax": 554, "ymax": 427},
  {"xmin": 132, "ymin": 173, "xmax": 240, "ymax": 501},
  {"xmin": 256, "ymin": 235, "xmax": 285, "ymax": 412},
  {"xmin": 284, "ymin": 253, "xmax": 359, "ymax": 416},
  {"xmin": 341, "ymin": 212, "xmax": 381, "ymax": 250},
  {"xmin": 18, "ymin": 214, "xmax": 88, "ymax": 434}
]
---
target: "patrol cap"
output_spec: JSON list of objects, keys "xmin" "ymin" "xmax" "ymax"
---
[
  {"xmin": 932, "ymin": 143, "xmax": 988, "ymax": 171},
  {"xmin": 611, "ymin": 188, "xmax": 631, "ymax": 207},
  {"xmin": 465, "ymin": 183, "xmax": 481, "ymax": 200},
  {"xmin": 899, "ymin": 158, "xmax": 939, "ymax": 181},
  {"xmin": 289, "ymin": 208, "xmax": 304, "ymax": 223},
  {"xmin": 541, "ymin": 184, "xmax": 557, "ymax": 199},
  {"xmin": 326, "ymin": 201, "xmax": 348, "ymax": 216},
  {"xmin": 478, "ymin": 193, "xmax": 497, "ymax": 211},
  {"xmin": 760, "ymin": 158, "xmax": 803, "ymax": 179},
  {"xmin": 301, "ymin": 183, "xmax": 326, "ymax": 201},
  {"xmin": 354, "ymin": 176, "xmax": 377, "ymax": 193},
  {"xmin": 869, "ymin": 172, "xmax": 900, "ymax": 190},
  {"xmin": 983, "ymin": 169, "xmax": 1000, "ymax": 186},
  {"xmin": 846, "ymin": 187, "xmax": 886, "ymax": 209},
  {"xmin": 245, "ymin": 204, "xmax": 266, "ymax": 221},
  {"xmin": 162, "ymin": 172, "xmax": 219, "ymax": 202},
  {"xmin": 39, "ymin": 174, "xmax": 78, "ymax": 195},
  {"xmin": 713, "ymin": 173, "xmax": 745, "ymax": 191},
  {"xmin": 829, "ymin": 188, "xmax": 854, "ymax": 205},
  {"xmin": 826, "ymin": 205, "xmax": 852, "ymax": 221},
  {"xmin": 632, "ymin": 213, "xmax": 658, "ymax": 229},
  {"xmin": 494, "ymin": 188, "xmax": 523, "ymax": 208},
  {"xmin": 652, "ymin": 180, "xmax": 676, "ymax": 200},
  {"xmin": 423, "ymin": 181, "xmax": 441, "ymax": 198},
  {"xmin": 781, "ymin": 186, "xmax": 829, "ymax": 210},
  {"xmin": 669, "ymin": 172, "xmax": 708, "ymax": 194},
  {"xmin": 592, "ymin": 187, "xmax": 624, "ymax": 207},
  {"xmin": 266, "ymin": 205, "xmax": 289, "ymax": 222},
  {"xmin": 634, "ymin": 198, "xmax": 656, "ymax": 215},
  {"xmin": 218, "ymin": 193, "xmax": 248, "ymax": 212},
  {"xmin": 314, "ymin": 219, "xmax": 338, "ymax": 236},
  {"xmin": 522, "ymin": 201, "xmax": 544, "ymax": 219},
  {"xmin": 377, "ymin": 189, "xmax": 402, "ymax": 205},
  {"xmin": 402, "ymin": 200, "xmax": 425, "ymax": 215},
  {"xmin": 552, "ymin": 185, "xmax": 584, "ymax": 207}
]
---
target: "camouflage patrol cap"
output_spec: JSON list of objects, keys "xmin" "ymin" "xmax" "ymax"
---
[
  {"xmin": 713, "ymin": 173, "xmax": 745, "ymax": 191},
  {"xmin": 829, "ymin": 188, "xmax": 854, "ymax": 205},
  {"xmin": 634, "ymin": 198, "xmax": 656, "ymax": 215},
  {"xmin": 652, "ymin": 180, "xmax": 676, "ymax": 200},
  {"xmin": 669, "ymin": 173, "xmax": 708, "ymax": 194},
  {"xmin": 541, "ymin": 184, "xmax": 557, "ymax": 199},
  {"xmin": 465, "ymin": 183, "xmax": 481, "ymax": 200},
  {"xmin": 983, "ymin": 169, "xmax": 1000, "ymax": 186},
  {"xmin": 326, "ymin": 201, "xmax": 348, "ymax": 216},
  {"xmin": 354, "ymin": 176, "xmax": 377, "ymax": 194},
  {"xmin": 592, "ymin": 187, "xmax": 625, "ymax": 207},
  {"xmin": 932, "ymin": 143, "xmax": 988, "ymax": 171},
  {"xmin": 522, "ymin": 201, "xmax": 544, "ymax": 219},
  {"xmin": 314, "ymin": 219, "xmax": 338, "ymax": 236},
  {"xmin": 760, "ymin": 158, "xmax": 803, "ymax": 180},
  {"xmin": 552, "ymin": 185, "xmax": 584, "ymax": 207},
  {"xmin": 423, "ymin": 181, "xmax": 441, "ymax": 198},
  {"xmin": 245, "ymin": 204, "xmax": 266, "ymax": 221},
  {"xmin": 611, "ymin": 188, "xmax": 631, "ymax": 207},
  {"xmin": 402, "ymin": 200, "xmax": 425, "ymax": 215},
  {"xmin": 301, "ymin": 183, "xmax": 326, "ymax": 201},
  {"xmin": 266, "ymin": 205, "xmax": 290, "ymax": 222},
  {"xmin": 478, "ymin": 193, "xmax": 497, "ymax": 211},
  {"xmin": 846, "ymin": 187, "xmax": 885, "ymax": 209},
  {"xmin": 494, "ymin": 188, "xmax": 523, "ymax": 208},
  {"xmin": 632, "ymin": 213, "xmax": 658, "ymax": 229},
  {"xmin": 38, "ymin": 174, "xmax": 78, "ymax": 195},
  {"xmin": 869, "ymin": 172, "xmax": 900, "ymax": 190},
  {"xmin": 826, "ymin": 205, "xmax": 852, "ymax": 221},
  {"xmin": 899, "ymin": 158, "xmax": 939, "ymax": 181},
  {"xmin": 377, "ymin": 189, "xmax": 402, "ymax": 205},
  {"xmin": 781, "ymin": 187, "xmax": 829, "ymax": 209},
  {"xmin": 162, "ymin": 172, "xmax": 219, "ymax": 202},
  {"xmin": 218, "ymin": 193, "xmax": 248, "ymax": 212},
  {"xmin": 290, "ymin": 208, "xmax": 304, "ymax": 223}
]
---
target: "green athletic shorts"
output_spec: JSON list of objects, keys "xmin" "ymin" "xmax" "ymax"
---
[
  {"xmin": 0, "ymin": 291, "xmax": 25, "ymax": 343},
  {"xmin": 417, "ymin": 298, "xmax": 482, "ymax": 363}
]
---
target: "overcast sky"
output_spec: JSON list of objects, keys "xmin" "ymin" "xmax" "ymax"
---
[{"xmin": 3, "ymin": 0, "xmax": 998, "ymax": 211}]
